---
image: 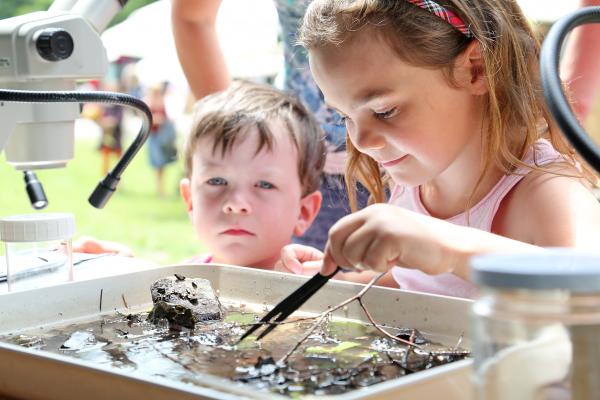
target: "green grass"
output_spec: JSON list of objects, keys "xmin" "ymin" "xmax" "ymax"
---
[{"xmin": 0, "ymin": 136, "xmax": 203, "ymax": 264}]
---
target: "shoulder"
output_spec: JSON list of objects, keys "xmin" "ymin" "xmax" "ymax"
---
[{"xmin": 494, "ymin": 163, "xmax": 600, "ymax": 248}]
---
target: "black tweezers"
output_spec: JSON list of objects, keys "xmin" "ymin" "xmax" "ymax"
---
[{"xmin": 238, "ymin": 266, "xmax": 342, "ymax": 342}]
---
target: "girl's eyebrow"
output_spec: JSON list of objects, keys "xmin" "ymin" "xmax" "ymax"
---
[
  {"xmin": 325, "ymin": 87, "xmax": 395, "ymax": 112},
  {"xmin": 353, "ymin": 87, "xmax": 395, "ymax": 107}
]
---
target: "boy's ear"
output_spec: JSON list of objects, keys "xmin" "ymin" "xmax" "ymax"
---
[
  {"xmin": 293, "ymin": 190, "xmax": 323, "ymax": 237},
  {"xmin": 456, "ymin": 40, "xmax": 488, "ymax": 95},
  {"xmin": 180, "ymin": 177, "xmax": 193, "ymax": 213}
]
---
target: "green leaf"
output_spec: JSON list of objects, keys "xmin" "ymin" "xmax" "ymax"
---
[
  {"xmin": 224, "ymin": 312, "xmax": 256, "ymax": 325},
  {"xmin": 326, "ymin": 321, "xmax": 369, "ymax": 340},
  {"xmin": 235, "ymin": 336, "xmax": 258, "ymax": 350},
  {"xmin": 305, "ymin": 341, "xmax": 360, "ymax": 354}
]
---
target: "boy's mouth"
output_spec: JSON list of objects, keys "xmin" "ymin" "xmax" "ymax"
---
[{"xmin": 221, "ymin": 229, "xmax": 254, "ymax": 236}]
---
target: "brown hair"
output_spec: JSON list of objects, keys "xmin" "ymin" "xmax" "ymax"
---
[
  {"xmin": 183, "ymin": 81, "xmax": 326, "ymax": 196},
  {"xmin": 298, "ymin": 0, "xmax": 596, "ymax": 211}
]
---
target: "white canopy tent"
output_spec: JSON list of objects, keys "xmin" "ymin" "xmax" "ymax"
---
[
  {"xmin": 102, "ymin": 0, "xmax": 582, "ymax": 88},
  {"xmin": 101, "ymin": 0, "xmax": 282, "ymax": 88},
  {"xmin": 517, "ymin": 0, "xmax": 580, "ymax": 23}
]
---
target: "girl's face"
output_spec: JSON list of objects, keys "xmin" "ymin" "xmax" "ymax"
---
[
  {"xmin": 309, "ymin": 32, "xmax": 485, "ymax": 188},
  {"xmin": 180, "ymin": 124, "xmax": 319, "ymax": 268}
]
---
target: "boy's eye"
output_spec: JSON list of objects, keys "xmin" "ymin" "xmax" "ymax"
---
[
  {"xmin": 207, "ymin": 177, "xmax": 227, "ymax": 186},
  {"xmin": 374, "ymin": 108, "xmax": 397, "ymax": 120},
  {"xmin": 256, "ymin": 181, "xmax": 275, "ymax": 189}
]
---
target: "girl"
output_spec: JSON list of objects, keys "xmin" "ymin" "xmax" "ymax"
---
[{"xmin": 279, "ymin": 0, "xmax": 600, "ymax": 298}]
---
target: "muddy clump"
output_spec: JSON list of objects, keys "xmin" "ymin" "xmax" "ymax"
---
[{"xmin": 147, "ymin": 274, "xmax": 222, "ymax": 329}]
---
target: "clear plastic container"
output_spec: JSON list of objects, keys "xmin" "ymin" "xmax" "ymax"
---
[
  {"xmin": 471, "ymin": 249, "xmax": 600, "ymax": 400},
  {"xmin": 0, "ymin": 213, "xmax": 75, "ymax": 292}
]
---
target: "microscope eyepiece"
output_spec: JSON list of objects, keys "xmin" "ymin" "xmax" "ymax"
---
[{"xmin": 35, "ymin": 28, "xmax": 74, "ymax": 62}]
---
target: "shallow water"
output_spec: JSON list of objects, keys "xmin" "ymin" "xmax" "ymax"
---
[{"xmin": 0, "ymin": 303, "xmax": 469, "ymax": 397}]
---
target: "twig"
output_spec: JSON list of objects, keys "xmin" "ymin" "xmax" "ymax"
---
[
  {"xmin": 453, "ymin": 333, "xmax": 464, "ymax": 351},
  {"xmin": 278, "ymin": 272, "xmax": 419, "ymax": 363},
  {"xmin": 357, "ymin": 297, "xmax": 420, "ymax": 348},
  {"xmin": 278, "ymin": 311, "xmax": 329, "ymax": 364},
  {"xmin": 99, "ymin": 288, "xmax": 103, "ymax": 313},
  {"xmin": 121, "ymin": 294, "xmax": 129, "ymax": 309}
]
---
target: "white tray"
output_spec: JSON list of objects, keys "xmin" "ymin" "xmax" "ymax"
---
[{"xmin": 0, "ymin": 263, "xmax": 474, "ymax": 399}]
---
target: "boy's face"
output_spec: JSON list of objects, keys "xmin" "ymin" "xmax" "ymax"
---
[{"xmin": 180, "ymin": 123, "xmax": 321, "ymax": 268}]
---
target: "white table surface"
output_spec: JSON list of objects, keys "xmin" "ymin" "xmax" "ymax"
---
[{"xmin": 0, "ymin": 253, "xmax": 159, "ymax": 294}]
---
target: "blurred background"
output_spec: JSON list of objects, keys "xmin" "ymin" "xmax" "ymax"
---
[{"xmin": 0, "ymin": 0, "xmax": 598, "ymax": 265}]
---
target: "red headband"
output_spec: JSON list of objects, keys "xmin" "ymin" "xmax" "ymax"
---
[{"xmin": 406, "ymin": 0, "xmax": 473, "ymax": 38}]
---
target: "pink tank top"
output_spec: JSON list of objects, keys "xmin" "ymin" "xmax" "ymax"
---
[{"xmin": 388, "ymin": 139, "xmax": 563, "ymax": 299}]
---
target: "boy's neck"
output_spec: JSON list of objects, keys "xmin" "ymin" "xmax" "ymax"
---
[{"xmin": 211, "ymin": 255, "xmax": 277, "ymax": 271}]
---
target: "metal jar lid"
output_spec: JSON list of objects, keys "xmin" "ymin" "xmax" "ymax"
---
[
  {"xmin": 471, "ymin": 248, "xmax": 600, "ymax": 292},
  {"xmin": 0, "ymin": 213, "xmax": 76, "ymax": 242}
]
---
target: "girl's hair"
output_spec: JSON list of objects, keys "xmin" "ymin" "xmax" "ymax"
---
[
  {"xmin": 183, "ymin": 81, "xmax": 326, "ymax": 196},
  {"xmin": 298, "ymin": 0, "xmax": 597, "ymax": 211}
]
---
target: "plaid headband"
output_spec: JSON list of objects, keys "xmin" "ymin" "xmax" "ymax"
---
[{"xmin": 406, "ymin": 0, "xmax": 473, "ymax": 38}]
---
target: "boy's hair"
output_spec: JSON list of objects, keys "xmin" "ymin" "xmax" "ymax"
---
[
  {"xmin": 298, "ymin": 0, "xmax": 596, "ymax": 211},
  {"xmin": 184, "ymin": 81, "xmax": 326, "ymax": 196}
]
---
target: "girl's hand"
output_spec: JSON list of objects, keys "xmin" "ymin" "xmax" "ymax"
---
[
  {"xmin": 275, "ymin": 244, "xmax": 324, "ymax": 275},
  {"xmin": 322, "ymin": 204, "xmax": 461, "ymax": 277},
  {"xmin": 73, "ymin": 235, "xmax": 134, "ymax": 257}
]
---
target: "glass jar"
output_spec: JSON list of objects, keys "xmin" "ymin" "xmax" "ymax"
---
[
  {"xmin": 471, "ymin": 249, "xmax": 600, "ymax": 400},
  {"xmin": 0, "ymin": 213, "xmax": 75, "ymax": 292}
]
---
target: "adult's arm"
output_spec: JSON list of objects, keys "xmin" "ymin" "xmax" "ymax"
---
[
  {"xmin": 560, "ymin": 0, "xmax": 600, "ymax": 120},
  {"xmin": 171, "ymin": 0, "xmax": 231, "ymax": 100}
]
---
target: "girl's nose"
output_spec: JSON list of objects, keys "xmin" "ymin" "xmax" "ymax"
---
[
  {"xmin": 352, "ymin": 122, "xmax": 385, "ymax": 151},
  {"xmin": 222, "ymin": 194, "xmax": 252, "ymax": 215}
]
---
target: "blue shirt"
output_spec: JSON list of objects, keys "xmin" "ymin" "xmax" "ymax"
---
[{"xmin": 273, "ymin": 0, "xmax": 346, "ymax": 149}]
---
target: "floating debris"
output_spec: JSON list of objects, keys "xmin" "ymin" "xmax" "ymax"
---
[{"xmin": 1, "ymin": 305, "xmax": 469, "ymax": 397}]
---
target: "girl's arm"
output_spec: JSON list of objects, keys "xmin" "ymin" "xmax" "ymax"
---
[
  {"xmin": 322, "ymin": 167, "xmax": 600, "ymax": 280},
  {"xmin": 320, "ymin": 204, "xmax": 540, "ymax": 280},
  {"xmin": 494, "ymin": 166, "xmax": 600, "ymax": 251}
]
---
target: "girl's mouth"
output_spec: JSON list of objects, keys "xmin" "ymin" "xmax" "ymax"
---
[{"xmin": 381, "ymin": 155, "xmax": 407, "ymax": 168}]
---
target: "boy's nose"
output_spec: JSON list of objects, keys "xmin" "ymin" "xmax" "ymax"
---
[{"xmin": 222, "ymin": 195, "xmax": 252, "ymax": 215}]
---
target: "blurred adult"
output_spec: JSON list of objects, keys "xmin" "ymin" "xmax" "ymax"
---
[
  {"xmin": 171, "ymin": 0, "xmax": 369, "ymax": 251},
  {"xmin": 560, "ymin": 0, "xmax": 600, "ymax": 121},
  {"xmin": 81, "ymin": 81, "xmax": 124, "ymax": 176},
  {"xmin": 145, "ymin": 83, "xmax": 178, "ymax": 197}
]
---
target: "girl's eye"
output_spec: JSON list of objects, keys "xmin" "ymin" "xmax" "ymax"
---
[
  {"xmin": 375, "ymin": 108, "xmax": 397, "ymax": 120},
  {"xmin": 256, "ymin": 181, "xmax": 275, "ymax": 189},
  {"xmin": 207, "ymin": 177, "xmax": 227, "ymax": 186}
]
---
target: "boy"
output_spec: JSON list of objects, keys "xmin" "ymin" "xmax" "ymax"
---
[
  {"xmin": 77, "ymin": 81, "xmax": 326, "ymax": 270},
  {"xmin": 181, "ymin": 81, "xmax": 325, "ymax": 268}
]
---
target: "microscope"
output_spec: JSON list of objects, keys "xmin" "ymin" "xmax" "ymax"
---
[
  {"xmin": 0, "ymin": 0, "xmax": 151, "ymax": 210},
  {"xmin": 541, "ymin": 6, "xmax": 600, "ymax": 171}
]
